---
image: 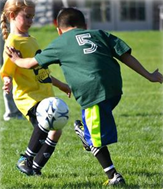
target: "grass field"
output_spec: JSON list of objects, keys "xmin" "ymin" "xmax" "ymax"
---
[{"xmin": 0, "ymin": 26, "xmax": 163, "ymax": 189}]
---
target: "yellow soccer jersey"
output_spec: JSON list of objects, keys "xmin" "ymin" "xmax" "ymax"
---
[{"xmin": 0, "ymin": 33, "xmax": 54, "ymax": 117}]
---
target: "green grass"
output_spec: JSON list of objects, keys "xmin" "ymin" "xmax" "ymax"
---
[{"xmin": 0, "ymin": 27, "xmax": 163, "ymax": 189}]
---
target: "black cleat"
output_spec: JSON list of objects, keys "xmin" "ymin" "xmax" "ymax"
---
[
  {"xmin": 16, "ymin": 154, "xmax": 33, "ymax": 176},
  {"xmin": 74, "ymin": 120, "xmax": 91, "ymax": 151},
  {"xmin": 33, "ymin": 168, "xmax": 42, "ymax": 176}
]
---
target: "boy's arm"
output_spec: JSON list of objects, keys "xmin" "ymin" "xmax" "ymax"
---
[
  {"xmin": 14, "ymin": 57, "xmax": 38, "ymax": 69},
  {"xmin": 51, "ymin": 76, "xmax": 71, "ymax": 98},
  {"xmin": 121, "ymin": 53, "xmax": 163, "ymax": 83},
  {"xmin": 6, "ymin": 46, "xmax": 38, "ymax": 69}
]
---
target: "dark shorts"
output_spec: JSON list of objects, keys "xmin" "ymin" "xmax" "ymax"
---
[
  {"xmin": 82, "ymin": 95, "xmax": 121, "ymax": 147},
  {"xmin": 27, "ymin": 102, "xmax": 40, "ymax": 127}
]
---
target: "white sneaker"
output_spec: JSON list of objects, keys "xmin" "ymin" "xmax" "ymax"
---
[
  {"xmin": 3, "ymin": 114, "xmax": 11, "ymax": 121},
  {"xmin": 3, "ymin": 112, "xmax": 24, "ymax": 121},
  {"xmin": 103, "ymin": 173, "xmax": 125, "ymax": 186}
]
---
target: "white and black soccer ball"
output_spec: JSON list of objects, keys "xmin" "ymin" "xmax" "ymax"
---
[{"xmin": 36, "ymin": 97, "xmax": 69, "ymax": 131}]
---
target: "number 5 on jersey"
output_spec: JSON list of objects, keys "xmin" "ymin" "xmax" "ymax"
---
[{"xmin": 76, "ymin": 33, "xmax": 98, "ymax": 54}]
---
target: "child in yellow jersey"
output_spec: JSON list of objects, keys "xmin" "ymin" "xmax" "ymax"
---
[
  {"xmin": 0, "ymin": 1, "xmax": 23, "ymax": 121},
  {"xmin": 0, "ymin": 0, "xmax": 71, "ymax": 176}
]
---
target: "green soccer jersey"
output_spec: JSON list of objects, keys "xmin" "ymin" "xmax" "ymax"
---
[{"xmin": 35, "ymin": 29, "xmax": 131, "ymax": 109}]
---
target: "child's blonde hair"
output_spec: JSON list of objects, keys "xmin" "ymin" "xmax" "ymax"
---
[{"xmin": 0, "ymin": 0, "xmax": 35, "ymax": 40}]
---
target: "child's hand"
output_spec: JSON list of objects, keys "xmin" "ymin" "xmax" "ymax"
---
[
  {"xmin": 2, "ymin": 77, "xmax": 12, "ymax": 94},
  {"xmin": 121, "ymin": 53, "xmax": 163, "ymax": 84},
  {"xmin": 59, "ymin": 83, "xmax": 71, "ymax": 98},
  {"xmin": 149, "ymin": 69, "xmax": 163, "ymax": 84},
  {"xmin": 5, "ymin": 46, "xmax": 22, "ymax": 63},
  {"xmin": 51, "ymin": 76, "xmax": 71, "ymax": 98}
]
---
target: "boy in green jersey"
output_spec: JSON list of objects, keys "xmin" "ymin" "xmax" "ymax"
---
[{"xmin": 6, "ymin": 7, "xmax": 163, "ymax": 185}]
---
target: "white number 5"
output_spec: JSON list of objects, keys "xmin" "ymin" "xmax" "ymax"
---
[{"xmin": 76, "ymin": 33, "xmax": 98, "ymax": 54}]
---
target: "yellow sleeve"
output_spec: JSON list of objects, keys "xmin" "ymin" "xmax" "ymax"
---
[
  {"xmin": 0, "ymin": 39, "xmax": 18, "ymax": 79},
  {"xmin": 0, "ymin": 53, "xmax": 17, "ymax": 79}
]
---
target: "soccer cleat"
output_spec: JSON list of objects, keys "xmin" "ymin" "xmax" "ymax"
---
[
  {"xmin": 103, "ymin": 173, "xmax": 125, "ymax": 186},
  {"xmin": 16, "ymin": 154, "xmax": 33, "ymax": 176},
  {"xmin": 33, "ymin": 168, "xmax": 42, "ymax": 176},
  {"xmin": 74, "ymin": 120, "xmax": 91, "ymax": 151}
]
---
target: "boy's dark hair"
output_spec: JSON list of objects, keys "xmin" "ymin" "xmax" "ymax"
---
[{"xmin": 57, "ymin": 7, "xmax": 86, "ymax": 29}]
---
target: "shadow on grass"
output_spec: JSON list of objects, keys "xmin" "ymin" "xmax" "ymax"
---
[
  {"xmin": 120, "ymin": 112, "xmax": 163, "ymax": 117},
  {"xmin": 8, "ymin": 182, "xmax": 140, "ymax": 189},
  {"xmin": 39, "ymin": 173, "xmax": 140, "ymax": 189},
  {"xmin": 39, "ymin": 171, "xmax": 162, "ymax": 189},
  {"xmin": 2, "ymin": 171, "xmax": 162, "ymax": 189},
  {"xmin": 3, "ymin": 182, "xmax": 162, "ymax": 189},
  {"xmin": 61, "ymin": 183, "xmax": 140, "ymax": 189}
]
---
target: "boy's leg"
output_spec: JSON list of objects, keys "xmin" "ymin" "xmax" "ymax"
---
[
  {"xmin": 90, "ymin": 145, "xmax": 116, "ymax": 178},
  {"xmin": 90, "ymin": 146, "xmax": 125, "ymax": 185},
  {"xmin": 78, "ymin": 97, "xmax": 125, "ymax": 185},
  {"xmin": 74, "ymin": 123, "xmax": 125, "ymax": 185},
  {"xmin": 74, "ymin": 120, "xmax": 91, "ymax": 151},
  {"xmin": 74, "ymin": 120, "xmax": 118, "ymax": 179}
]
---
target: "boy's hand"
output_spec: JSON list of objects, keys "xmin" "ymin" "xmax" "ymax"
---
[
  {"xmin": 149, "ymin": 69, "xmax": 163, "ymax": 84},
  {"xmin": 121, "ymin": 53, "xmax": 163, "ymax": 84},
  {"xmin": 5, "ymin": 46, "xmax": 22, "ymax": 63},
  {"xmin": 2, "ymin": 77, "xmax": 12, "ymax": 94},
  {"xmin": 59, "ymin": 83, "xmax": 71, "ymax": 98},
  {"xmin": 50, "ymin": 76, "xmax": 71, "ymax": 98}
]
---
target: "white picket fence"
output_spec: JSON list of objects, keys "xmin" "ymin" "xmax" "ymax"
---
[
  {"xmin": 159, "ymin": 5, "xmax": 163, "ymax": 30},
  {"xmin": 33, "ymin": 1, "xmax": 91, "ymax": 28},
  {"xmin": 34, "ymin": 0, "xmax": 53, "ymax": 26}
]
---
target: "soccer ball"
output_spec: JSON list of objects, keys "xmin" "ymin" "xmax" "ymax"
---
[{"xmin": 36, "ymin": 97, "xmax": 69, "ymax": 130}]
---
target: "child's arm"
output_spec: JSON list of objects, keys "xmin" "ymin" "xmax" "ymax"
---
[
  {"xmin": 2, "ymin": 76, "xmax": 12, "ymax": 94},
  {"xmin": 6, "ymin": 46, "xmax": 38, "ymax": 68},
  {"xmin": 51, "ymin": 76, "xmax": 71, "ymax": 98},
  {"xmin": 120, "ymin": 53, "xmax": 163, "ymax": 83}
]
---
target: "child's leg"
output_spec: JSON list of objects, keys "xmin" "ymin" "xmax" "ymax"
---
[
  {"xmin": 3, "ymin": 90, "xmax": 23, "ymax": 121},
  {"xmin": 24, "ymin": 123, "xmax": 48, "ymax": 159},
  {"xmin": 17, "ymin": 103, "xmax": 59, "ymax": 175},
  {"xmin": 32, "ymin": 130, "xmax": 62, "ymax": 174},
  {"xmin": 25, "ymin": 108, "xmax": 49, "ymax": 160},
  {"xmin": 92, "ymin": 146, "xmax": 125, "ymax": 185},
  {"xmin": 74, "ymin": 120, "xmax": 116, "ymax": 179},
  {"xmin": 81, "ymin": 96, "xmax": 125, "ymax": 184},
  {"xmin": 90, "ymin": 146, "xmax": 116, "ymax": 179},
  {"xmin": 16, "ymin": 114, "xmax": 49, "ymax": 175},
  {"xmin": 16, "ymin": 122, "xmax": 48, "ymax": 175},
  {"xmin": 26, "ymin": 105, "xmax": 62, "ymax": 174}
]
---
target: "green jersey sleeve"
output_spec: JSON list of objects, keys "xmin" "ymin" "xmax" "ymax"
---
[
  {"xmin": 102, "ymin": 31, "xmax": 131, "ymax": 60},
  {"xmin": 35, "ymin": 39, "xmax": 60, "ymax": 67}
]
